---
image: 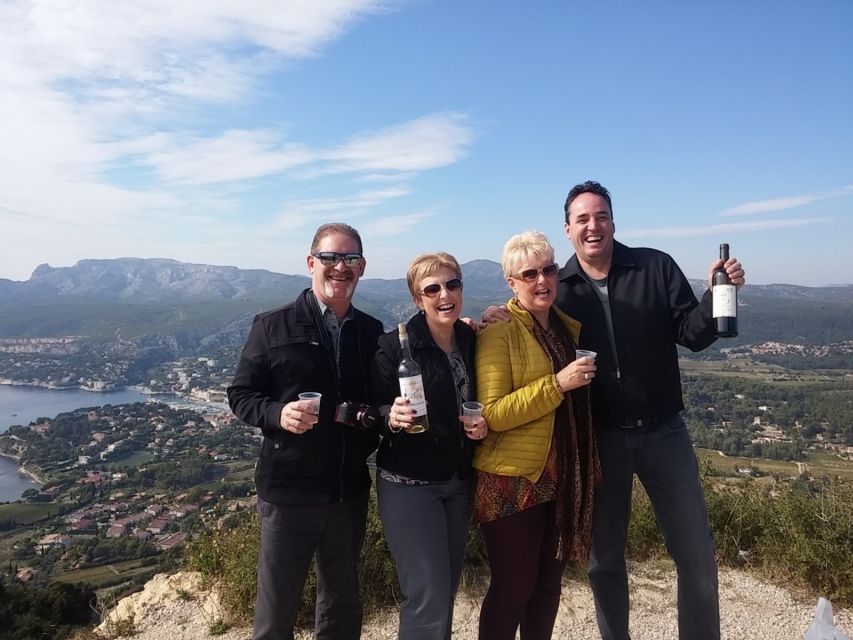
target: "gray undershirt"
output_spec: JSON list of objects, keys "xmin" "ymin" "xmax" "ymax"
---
[{"xmin": 588, "ymin": 275, "xmax": 619, "ymax": 369}]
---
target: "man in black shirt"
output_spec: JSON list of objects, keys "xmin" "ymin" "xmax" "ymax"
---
[
  {"xmin": 559, "ymin": 181, "xmax": 745, "ymax": 640},
  {"xmin": 228, "ymin": 223, "xmax": 383, "ymax": 640}
]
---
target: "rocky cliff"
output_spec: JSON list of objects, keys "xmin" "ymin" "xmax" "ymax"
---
[{"xmin": 98, "ymin": 564, "xmax": 853, "ymax": 640}]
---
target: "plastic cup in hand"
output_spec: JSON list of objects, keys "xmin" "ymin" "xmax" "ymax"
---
[
  {"xmin": 462, "ymin": 401, "xmax": 483, "ymax": 418},
  {"xmin": 298, "ymin": 392, "xmax": 322, "ymax": 415},
  {"xmin": 576, "ymin": 349, "xmax": 597, "ymax": 361},
  {"xmin": 461, "ymin": 401, "xmax": 483, "ymax": 434}
]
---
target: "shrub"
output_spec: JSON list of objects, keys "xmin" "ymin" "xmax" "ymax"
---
[
  {"xmin": 626, "ymin": 468, "xmax": 853, "ymax": 606},
  {"xmin": 0, "ymin": 581, "xmax": 97, "ymax": 640},
  {"xmin": 209, "ymin": 619, "xmax": 229, "ymax": 635},
  {"xmin": 755, "ymin": 477, "xmax": 853, "ymax": 603},
  {"xmin": 184, "ymin": 511, "xmax": 259, "ymax": 623},
  {"xmin": 703, "ymin": 477, "xmax": 773, "ymax": 565}
]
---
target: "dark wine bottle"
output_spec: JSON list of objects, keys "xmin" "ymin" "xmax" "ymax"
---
[
  {"xmin": 397, "ymin": 323, "xmax": 429, "ymax": 433},
  {"xmin": 712, "ymin": 243, "xmax": 738, "ymax": 338}
]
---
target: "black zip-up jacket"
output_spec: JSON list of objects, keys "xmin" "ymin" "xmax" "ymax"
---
[
  {"xmin": 371, "ymin": 313, "xmax": 478, "ymax": 481},
  {"xmin": 556, "ymin": 241, "xmax": 717, "ymax": 428},
  {"xmin": 227, "ymin": 289, "xmax": 383, "ymax": 505}
]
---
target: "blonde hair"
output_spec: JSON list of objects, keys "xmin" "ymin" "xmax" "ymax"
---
[
  {"xmin": 406, "ymin": 252, "xmax": 462, "ymax": 298},
  {"xmin": 501, "ymin": 230, "xmax": 555, "ymax": 278}
]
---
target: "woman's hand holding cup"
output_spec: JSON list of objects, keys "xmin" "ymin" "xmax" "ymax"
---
[
  {"xmin": 460, "ymin": 401, "xmax": 488, "ymax": 440},
  {"xmin": 556, "ymin": 350, "xmax": 597, "ymax": 392}
]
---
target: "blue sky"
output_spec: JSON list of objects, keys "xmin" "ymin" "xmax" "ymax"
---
[{"xmin": 1, "ymin": 1, "xmax": 851, "ymax": 286}]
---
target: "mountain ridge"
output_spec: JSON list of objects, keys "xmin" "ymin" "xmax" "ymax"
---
[
  {"xmin": 0, "ymin": 259, "xmax": 851, "ymax": 369},
  {"xmin": 1, "ymin": 257, "xmax": 851, "ymax": 304}
]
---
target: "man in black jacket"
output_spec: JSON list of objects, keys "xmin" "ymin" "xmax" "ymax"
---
[
  {"xmin": 228, "ymin": 223, "xmax": 384, "ymax": 640},
  {"xmin": 559, "ymin": 181, "xmax": 745, "ymax": 640}
]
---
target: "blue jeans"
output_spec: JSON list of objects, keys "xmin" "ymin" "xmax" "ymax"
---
[
  {"xmin": 377, "ymin": 474, "xmax": 472, "ymax": 640},
  {"xmin": 587, "ymin": 415, "xmax": 719, "ymax": 640}
]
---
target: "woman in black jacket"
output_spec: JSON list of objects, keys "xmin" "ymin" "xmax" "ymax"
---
[{"xmin": 371, "ymin": 252, "xmax": 488, "ymax": 640}]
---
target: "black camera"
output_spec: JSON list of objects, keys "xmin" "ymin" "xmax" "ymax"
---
[{"xmin": 335, "ymin": 402, "xmax": 381, "ymax": 429}]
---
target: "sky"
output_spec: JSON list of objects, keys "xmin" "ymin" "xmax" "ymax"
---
[{"xmin": 1, "ymin": 1, "xmax": 851, "ymax": 287}]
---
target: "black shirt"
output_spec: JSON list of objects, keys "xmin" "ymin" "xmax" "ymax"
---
[{"xmin": 556, "ymin": 241, "xmax": 717, "ymax": 428}]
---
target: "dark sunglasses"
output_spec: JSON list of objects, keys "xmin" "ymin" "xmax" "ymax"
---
[
  {"xmin": 420, "ymin": 278, "xmax": 463, "ymax": 297},
  {"xmin": 515, "ymin": 263, "xmax": 559, "ymax": 282},
  {"xmin": 312, "ymin": 252, "xmax": 363, "ymax": 267}
]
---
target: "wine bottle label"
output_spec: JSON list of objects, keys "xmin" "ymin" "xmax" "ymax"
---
[
  {"xmin": 399, "ymin": 375, "xmax": 428, "ymax": 417},
  {"xmin": 713, "ymin": 284, "xmax": 736, "ymax": 318}
]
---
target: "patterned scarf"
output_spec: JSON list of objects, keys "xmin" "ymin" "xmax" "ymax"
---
[{"xmin": 531, "ymin": 309, "xmax": 601, "ymax": 562}]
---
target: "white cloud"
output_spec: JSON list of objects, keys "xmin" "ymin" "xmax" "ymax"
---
[
  {"xmin": 721, "ymin": 195, "xmax": 824, "ymax": 216},
  {"xmin": 0, "ymin": 2, "xmax": 395, "ymax": 209},
  {"xmin": 278, "ymin": 187, "xmax": 412, "ymax": 214},
  {"xmin": 360, "ymin": 211, "xmax": 437, "ymax": 238},
  {"xmin": 4, "ymin": 1, "xmax": 389, "ymax": 96},
  {"xmin": 318, "ymin": 112, "xmax": 475, "ymax": 175},
  {"xmin": 272, "ymin": 187, "xmax": 412, "ymax": 231},
  {"xmin": 620, "ymin": 217, "xmax": 834, "ymax": 239},
  {"xmin": 721, "ymin": 186, "xmax": 853, "ymax": 216},
  {"xmin": 140, "ymin": 130, "xmax": 317, "ymax": 185},
  {"xmin": 0, "ymin": 1, "xmax": 482, "ymax": 283},
  {"xmin": 130, "ymin": 114, "xmax": 476, "ymax": 185}
]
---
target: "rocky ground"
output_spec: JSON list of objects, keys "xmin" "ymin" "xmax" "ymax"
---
[{"xmin": 99, "ymin": 562, "xmax": 853, "ymax": 640}]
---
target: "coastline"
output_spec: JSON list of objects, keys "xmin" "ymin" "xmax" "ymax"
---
[
  {"xmin": 0, "ymin": 380, "xmax": 221, "ymax": 409},
  {"xmin": 18, "ymin": 464, "xmax": 46, "ymax": 486},
  {"xmin": 0, "ymin": 451, "xmax": 44, "ymax": 487},
  {"xmin": 0, "ymin": 379, "xmax": 125, "ymax": 392}
]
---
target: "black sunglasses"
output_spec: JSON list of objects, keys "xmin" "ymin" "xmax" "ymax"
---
[
  {"xmin": 420, "ymin": 278, "xmax": 463, "ymax": 297},
  {"xmin": 312, "ymin": 252, "xmax": 363, "ymax": 267},
  {"xmin": 515, "ymin": 263, "xmax": 559, "ymax": 282}
]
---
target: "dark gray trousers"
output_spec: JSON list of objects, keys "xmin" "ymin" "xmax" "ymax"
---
[
  {"xmin": 588, "ymin": 415, "xmax": 720, "ymax": 640},
  {"xmin": 377, "ymin": 474, "xmax": 472, "ymax": 640},
  {"xmin": 253, "ymin": 493, "xmax": 369, "ymax": 640}
]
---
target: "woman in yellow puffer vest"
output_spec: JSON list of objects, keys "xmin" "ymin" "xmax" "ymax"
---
[{"xmin": 473, "ymin": 230, "xmax": 601, "ymax": 640}]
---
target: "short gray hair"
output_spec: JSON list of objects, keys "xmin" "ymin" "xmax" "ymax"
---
[{"xmin": 310, "ymin": 223, "xmax": 363, "ymax": 255}]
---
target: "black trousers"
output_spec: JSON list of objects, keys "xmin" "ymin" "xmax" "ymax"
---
[{"xmin": 253, "ymin": 493, "xmax": 369, "ymax": 640}]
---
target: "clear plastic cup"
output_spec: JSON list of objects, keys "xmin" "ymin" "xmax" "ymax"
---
[
  {"xmin": 576, "ymin": 349, "xmax": 597, "ymax": 361},
  {"xmin": 461, "ymin": 401, "xmax": 483, "ymax": 435},
  {"xmin": 462, "ymin": 401, "xmax": 483, "ymax": 417},
  {"xmin": 298, "ymin": 392, "xmax": 322, "ymax": 414}
]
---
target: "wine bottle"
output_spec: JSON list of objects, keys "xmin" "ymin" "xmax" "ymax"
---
[
  {"xmin": 712, "ymin": 243, "xmax": 738, "ymax": 338},
  {"xmin": 397, "ymin": 323, "xmax": 430, "ymax": 433}
]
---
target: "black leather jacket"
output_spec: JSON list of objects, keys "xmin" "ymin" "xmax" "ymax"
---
[
  {"xmin": 371, "ymin": 313, "xmax": 478, "ymax": 481},
  {"xmin": 556, "ymin": 241, "xmax": 717, "ymax": 428},
  {"xmin": 228, "ymin": 289, "xmax": 383, "ymax": 504}
]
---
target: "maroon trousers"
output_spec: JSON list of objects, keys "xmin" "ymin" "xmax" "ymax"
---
[{"xmin": 478, "ymin": 501, "xmax": 567, "ymax": 640}]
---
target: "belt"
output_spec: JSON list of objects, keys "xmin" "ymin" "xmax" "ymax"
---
[{"xmin": 616, "ymin": 416, "xmax": 669, "ymax": 429}]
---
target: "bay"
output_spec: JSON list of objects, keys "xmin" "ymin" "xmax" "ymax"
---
[
  {"xmin": 0, "ymin": 385, "xmax": 147, "ymax": 502},
  {"xmin": 0, "ymin": 456, "xmax": 41, "ymax": 503},
  {"xmin": 0, "ymin": 385, "xmax": 147, "ymax": 433}
]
